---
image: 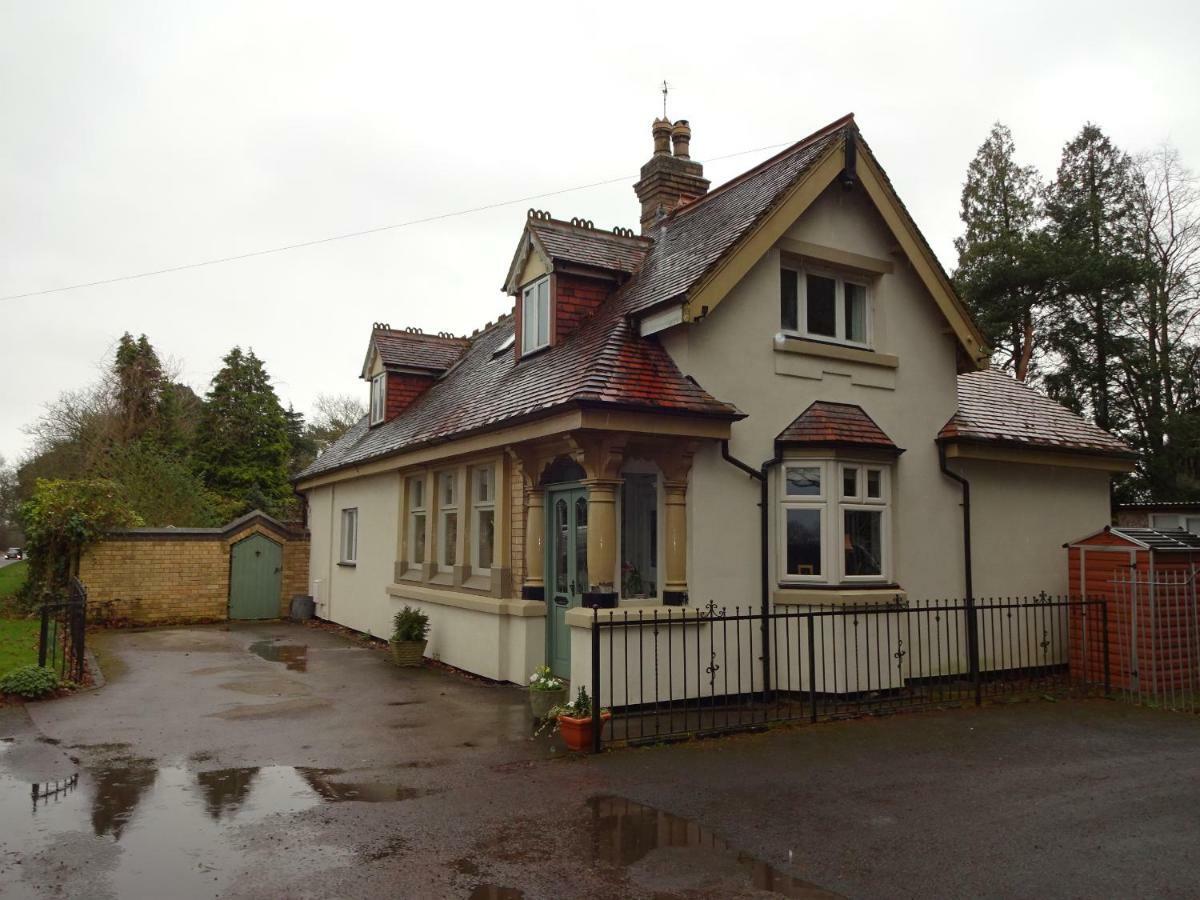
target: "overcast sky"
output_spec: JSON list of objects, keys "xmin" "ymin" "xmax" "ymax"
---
[{"xmin": 2, "ymin": 1, "xmax": 1198, "ymax": 463}]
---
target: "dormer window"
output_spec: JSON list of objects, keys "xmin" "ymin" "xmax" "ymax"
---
[
  {"xmin": 521, "ymin": 277, "xmax": 550, "ymax": 355},
  {"xmin": 369, "ymin": 373, "xmax": 386, "ymax": 425},
  {"xmin": 781, "ymin": 267, "xmax": 870, "ymax": 347}
]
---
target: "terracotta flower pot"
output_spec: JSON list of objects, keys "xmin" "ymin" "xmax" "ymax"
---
[
  {"xmin": 390, "ymin": 639, "xmax": 427, "ymax": 667},
  {"xmin": 529, "ymin": 686, "xmax": 568, "ymax": 722},
  {"xmin": 557, "ymin": 710, "xmax": 611, "ymax": 752}
]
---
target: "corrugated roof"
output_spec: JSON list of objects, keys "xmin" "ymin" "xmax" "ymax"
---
[
  {"xmin": 776, "ymin": 402, "xmax": 901, "ymax": 453},
  {"xmin": 939, "ymin": 369, "xmax": 1134, "ymax": 457},
  {"xmin": 1114, "ymin": 528, "xmax": 1200, "ymax": 551},
  {"xmin": 528, "ymin": 219, "xmax": 650, "ymax": 274}
]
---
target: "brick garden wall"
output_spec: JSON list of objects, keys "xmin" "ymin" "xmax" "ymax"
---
[{"xmin": 79, "ymin": 514, "xmax": 310, "ymax": 625}]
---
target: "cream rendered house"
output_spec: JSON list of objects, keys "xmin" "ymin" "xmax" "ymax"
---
[{"xmin": 296, "ymin": 114, "xmax": 1135, "ymax": 689}]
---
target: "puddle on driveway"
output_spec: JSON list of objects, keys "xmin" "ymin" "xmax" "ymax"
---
[
  {"xmin": 248, "ymin": 639, "xmax": 309, "ymax": 671},
  {"xmin": 588, "ymin": 795, "xmax": 840, "ymax": 898},
  {"xmin": 0, "ymin": 742, "xmax": 419, "ymax": 899}
]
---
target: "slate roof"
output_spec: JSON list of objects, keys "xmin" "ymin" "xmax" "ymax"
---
[
  {"xmin": 299, "ymin": 310, "xmax": 743, "ymax": 479},
  {"xmin": 617, "ymin": 115, "xmax": 849, "ymax": 317},
  {"xmin": 372, "ymin": 328, "xmax": 471, "ymax": 372},
  {"xmin": 776, "ymin": 402, "xmax": 901, "ymax": 453},
  {"xmin": 528, "ymin": 218, "xmax": 651, "ymax": 274},
  {"xmin": 939, "ymin": 369, "xmax": 1134, "ymax": 457}
]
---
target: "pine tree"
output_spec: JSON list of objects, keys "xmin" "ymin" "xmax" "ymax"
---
[
  {"xmin": 954, "ymin": 123, "xmax": 1049, "ymax": 380},
  {"xmin": 194, "ymin": 347, "xmax": 293, "ymax": 516},
  {"xmin": 1044, "ymin": 124, "xmax": 1144, "ymax": 433},
  {"xmin": 112, "ymin": 332, "xmax": 165, "ymax": 444}
]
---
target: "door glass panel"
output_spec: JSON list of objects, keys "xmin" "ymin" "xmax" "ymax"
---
[
  {"xmin": 574, "ymin": 496, "xmax": 588, "ymax": 593},
  {"xmin": 555, "ymin": 499, "xmax": 568, "ymax": 592}
]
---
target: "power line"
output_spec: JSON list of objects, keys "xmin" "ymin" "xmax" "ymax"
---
[{"xmin": 0, "ymin": 139, "xmax": 794, "ymax": 304}]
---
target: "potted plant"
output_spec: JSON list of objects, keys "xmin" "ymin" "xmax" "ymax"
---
[
  {"xmin": 527, "ymin": 664, "xmax": 567, "ymax": 721},
  {"xmin": 548, "ymin": 685, "xmax": 610, "ymax": 752},
  {"xmin": 390, "ymin": 606, "xmax": 429, "ymax": 667}
]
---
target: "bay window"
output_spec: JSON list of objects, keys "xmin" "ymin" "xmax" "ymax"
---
[
  {"xmin": 437, "ymin": 471, "xmax": 457, "ymax": 570},
  {"xmin": 407, "ymin": 475, "xmax": 426, "ymax": 566},
  {"xmin": 471, "ymin": 464, "xmax": 495, "ymax": 573},
  {"xmin": 781, "ymin": 267, "xmax": 870, "ymax": 347},
  {"xmin": 779, "ymin": 461, "xmax": 890, "ymax": 584}
]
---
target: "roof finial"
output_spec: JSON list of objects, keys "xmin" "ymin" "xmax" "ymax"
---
[{"xmin": 661, "ymin": 79, "xmax": 669, "ymax": 120}]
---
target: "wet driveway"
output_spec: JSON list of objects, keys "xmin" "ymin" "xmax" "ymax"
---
[{"xmin": 2, "ymin": 621, "xmax": 1200, "ymax": 898}]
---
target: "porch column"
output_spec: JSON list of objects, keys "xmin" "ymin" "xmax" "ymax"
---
[
  {"xmin": 662, "ymin": 480, "xmax": 689, "ymax": 605},
  {"xmin": 583, "ymin": 479, "xmax": 620, "ymax": 598},
  {"xmin": 652, "ymin": 443, "xmax": 697, "ymax": 606},
  {"xmin": 524, "ymin": 490, "xmax": 545, "ymax": 600}
]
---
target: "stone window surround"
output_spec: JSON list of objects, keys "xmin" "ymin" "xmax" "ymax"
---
[{"xmin": 394, "ymin": 453, "xmax": 511, "ymax": 599}]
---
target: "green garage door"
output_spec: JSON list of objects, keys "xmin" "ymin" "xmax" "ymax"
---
[{"xmin": 229, "ymin": 534, "xmax": 282, "ymax": 620}]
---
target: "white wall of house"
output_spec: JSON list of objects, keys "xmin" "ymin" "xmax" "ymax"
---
[{"xmin": 662, "ymin": 182, "xmax": 968, "ymax": 606}]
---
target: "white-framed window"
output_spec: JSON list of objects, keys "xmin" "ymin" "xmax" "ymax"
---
[
  {"xmin": 778, "ymin": 461, "xmax": 890, "ymax": 584},
  {"xmin": 340, "ymin": 508, "xmax": 358, "ymax": 565},
  {"xmin": 781, "ymin": 266, "xmax": 870, "ymax": 347},
  {"xmin": 1151, "ymin": 512, "xmax": 1200, "ymax": 534},
  {"xmin": 437, "ymin": 470, "xmax": 458, "ymax": 570},
  {"xmin": 471, "ymin": 464, "xmax": 496, "ymax": 573},
  {"xmin": 407, "ymin": 475, "xmax": 426, "ymax": 566},
  {"xmin": 369, "ymin": 373, "xmax": 386, "ymax": 425},
  {"xmin": 521, "ymin": 277, "xmax": 551, "ymax": 354}
]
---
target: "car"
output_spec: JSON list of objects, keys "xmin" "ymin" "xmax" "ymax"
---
[{"xmin": 4, "ymin": 548, "xmax": 21, "ymax": 560}]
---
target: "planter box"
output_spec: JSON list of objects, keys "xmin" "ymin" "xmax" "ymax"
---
[
  {"xmin": 558, "ymin": 710, "xmax": 611, "ymax": 752},
  {"xmin": 390, "ymin": 639, "xmax": 427, "ymax": 667},
  {"xmin": 529, "ymin": 686, "xmax": 567, "ymax": 721}
]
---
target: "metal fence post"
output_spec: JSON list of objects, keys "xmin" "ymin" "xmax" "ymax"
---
[
  {"xmin": 37, "ymin": 604, "xmax": 49, "ymax": 668},
  {"xmin": 967, "ymin": 596, "xmax": 981, "ymax": 706},
  {"xmin": 591, "ymin": 607, "xmax": 602, "ymax": 754},
  {"xmin": 807, "ymin": 613, "xmax": 817, "ymax": 723}
]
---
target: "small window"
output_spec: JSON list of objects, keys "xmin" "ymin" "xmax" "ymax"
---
[
  {"xmin": 340, "ymin": 508, "xmax": 358, "ymax": 564},
  {"xmin": 842, "ymin": 466, "xmax": 858, "ymax": 499},
  {"xmin": 785, "ymin": 466, "xmax": 821, "ymax": 497},
  {"xmin": 407, "ymin": 476, "xmax": 426, "ymax": 566},
  {"xmin": 866, "ymin": 468, "xmax": 882, "ymax": 500},
  {"xmin": 369, "ymin": 373, "xmax": 386, "ymax": 425},
  {"xmin": 521, "ymin": 277, "xmax": 550, "ymax": 354},
  {"xmin": 780, "ymin": 266, "xmax": 872, "ymax": 347},
  {"xmin": 438, "ymin": 471, "xmax": 458, "ymax": 570},
  {"xmin": 471, "ymin": 464, "xmax": 495, "ymax": 573}
]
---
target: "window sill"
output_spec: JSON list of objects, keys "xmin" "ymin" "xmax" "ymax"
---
[
  {"xmin": 387, "ymin": 583, "xmax": 544, "ymax": 617},
  {"xmin": 773, "ymin": 586, "xmax": 905, "ymax": 606},
  {"xmin": 774, "ymin": 333, "xmax": 898, "ymax": 369},
  {"xmin": 429, "ymin": 572, "xmax": 455, "ymax": 587},
  {"xmin": 517, "ymin": 344, "xmax": 551, "ymax": 362},
  {"xmin": 337, "ymin": 561, "xmax": 357, "ymax": 568}
]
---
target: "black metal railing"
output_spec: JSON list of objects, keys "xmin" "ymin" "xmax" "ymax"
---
[
  {"xmin": 38, "ymin": 578, "xmax": 87, "ymax": 684},
  {"xmin": 589, "ymin": 595, "xmax": 1110, "ymax": 750}
]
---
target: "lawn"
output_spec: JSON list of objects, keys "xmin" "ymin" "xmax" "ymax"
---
[
  {"xmin": 0, "ymin": 563, "xmax": 37, "ymax": 677},
  {"xmin": 0, "ymin": 561, "xmax": 28, "ymax": 600},
  {"xmin": 0, "ymin": 618, "xmax": 40, "ymax": 678}
]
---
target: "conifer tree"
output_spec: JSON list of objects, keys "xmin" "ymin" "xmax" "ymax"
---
[
  {"xmin": 954, "ymin": 123, "xmax": 1049, "ymax": 380},
  {"xmin": 1044, "ymin": 124, "xmax": 1144, "ymax": 433},
  {"xmin": 194, "ymin": 347, "xmax": 292, "ymax": 516}
]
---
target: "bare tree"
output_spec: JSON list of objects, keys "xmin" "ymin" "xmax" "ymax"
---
[{"xmin": 307, "ymin": 393, "xmax": 366, "ymax": 456}]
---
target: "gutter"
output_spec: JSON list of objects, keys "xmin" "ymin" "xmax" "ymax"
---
[{"xmin": 721, "ymin": 441, "xmax": 780, "ymax": 698}]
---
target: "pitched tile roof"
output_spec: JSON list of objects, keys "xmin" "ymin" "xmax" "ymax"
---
[
  {"xmin": 371, "ymin": 328, "xmax": 471, "ymax": 373},
  {"xmin": 299, "ymin": 310, "xmax": 743, "ymax": 480},
  {"xmin": 939, "ymin": 369, "xmax": 1134, "ymax": 457},
  {"xmin": 528, "ymin": 218, "xmax": 651, "ymax": 274},
  {"xmin": 776, "ymin": 402, "xmax": 901, "ymax": 453},
  {"xmin": 616, "ymin": 115, "xmax": 849, "ymax": 318}
]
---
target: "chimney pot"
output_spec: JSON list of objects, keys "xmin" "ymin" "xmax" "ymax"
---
[
  {"xmin": 671, "ymin": 120, "xmax": 692, "ymax": 159},
  {"xmin": 652, "ymin": 117, "xmax": 672, "ymax": 156}
]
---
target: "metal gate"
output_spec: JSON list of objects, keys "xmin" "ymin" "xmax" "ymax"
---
[
  {"xmin": 1110, "ymin": 569, "xmax": 1200, "ymax": 712},
  {"xmin": 38, "ymin": 577, "xmax": 87, "ymax": 683}
]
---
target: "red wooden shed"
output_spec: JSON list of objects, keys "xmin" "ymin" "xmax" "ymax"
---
[{"xmin": 1067, "ymin": 527, "xmax": 1200, "ymax": 694}]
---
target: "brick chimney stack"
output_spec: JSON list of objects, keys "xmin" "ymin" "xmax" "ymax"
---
[{"xmin": 633, "ymin": 117, "xmax": 710, "ymax": 234}]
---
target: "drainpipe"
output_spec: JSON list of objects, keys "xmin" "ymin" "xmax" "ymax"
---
[
  {"xmin": 938, "ymin": 441, "xmax": 979, "ymax": 701},
  {"xmin": 722, "ymin": 441, "xmax": 782, "ymax": 698}
]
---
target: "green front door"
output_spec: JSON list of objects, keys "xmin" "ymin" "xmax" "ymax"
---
[
  {"xmin": 229, "ymin": 534, "xmax": 282, "ymax": 620},
  {"xmin": 547, "ymin": 487, "xmax": 588, "ymax": 678}
]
